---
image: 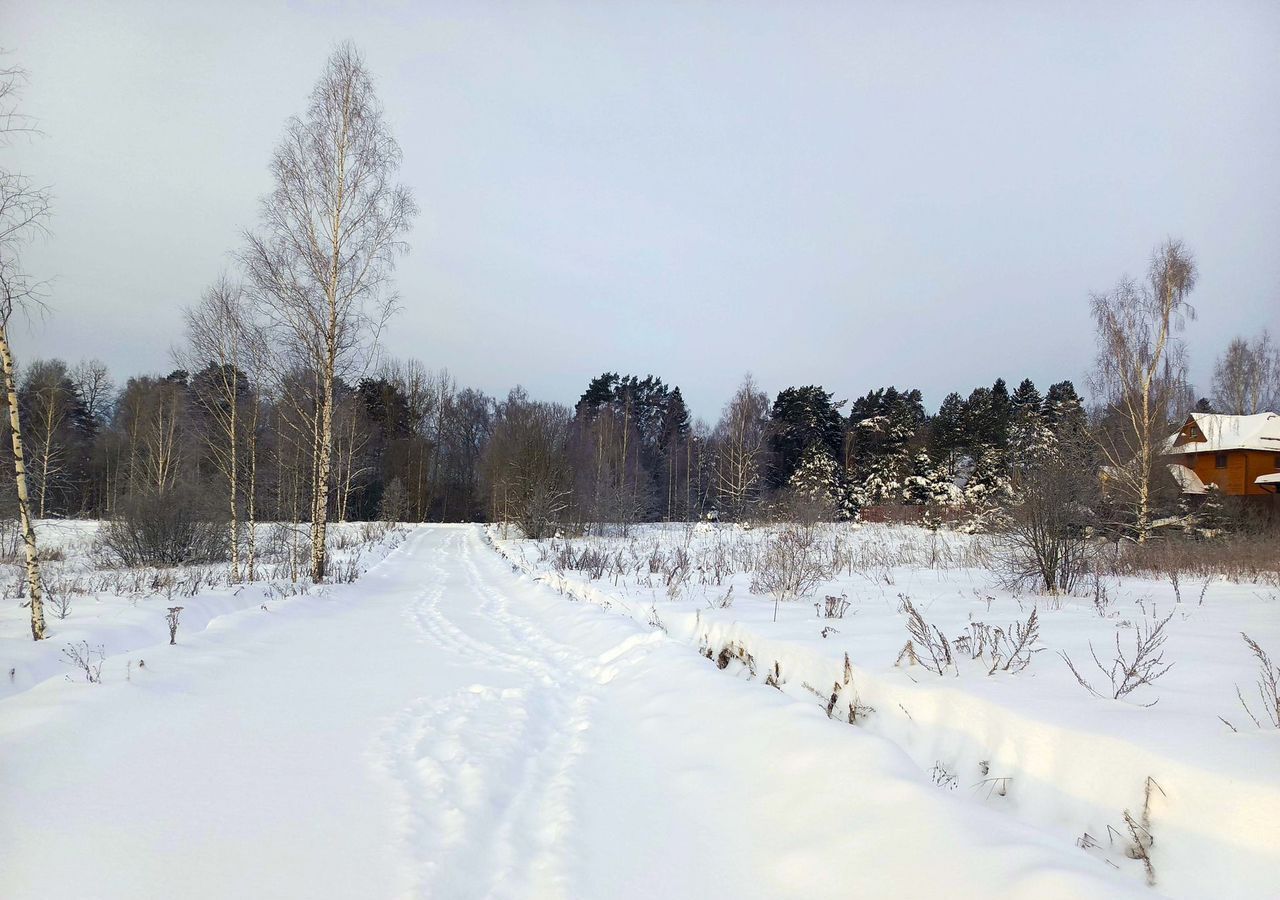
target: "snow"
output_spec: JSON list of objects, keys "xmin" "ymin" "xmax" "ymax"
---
[
  {"xmin": 1, "ymin": 521, "xmax": 1272, "ymax": 897},
  {"xmin": 1166, "ymin": 463, "xmax": 1207, "ymax": 494},
  {"xmin": 492, "ymin": 522, "xmax": 1280, "ymax": 899}
]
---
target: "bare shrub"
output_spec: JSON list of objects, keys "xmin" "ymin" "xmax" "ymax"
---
[
  {"xmin": 953, "ymin": 609, "xmax": 1042, "ymax": 674},
  {"xmin": 62, "ymin": 641, "xmax": 105, "ymax": 683},
  {"xmin": 1111, "ymin": 533, "xmax": 1280, "ymax": 586},
  {"xmin": 1059, "ymin": 608, "xmax": 1175, "ymax": 705},
  {"xmin": 750, "ymin": 525, "xmax": 832, "ymax": 621},
  {"xmin": 1087, "ymin": 567, "xmax": 1113, "ymax": 616},
  {"xmin": 95, "ymin": 488, "xmax": 227, "ymax": 567},
  {"xmin": 995, "ymin": 431, "xmax": 1098, "ymax": 593},
  {"xmin": 45, "ymin": 575, "xmax": 79, "ymax": 619},
  {"xmin": 1236, "ymin": 633, "xmax": 1279, "ymax": 728}
]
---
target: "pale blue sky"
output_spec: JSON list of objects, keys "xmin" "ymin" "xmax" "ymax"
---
[{"xmin": 6, "ymin": 0, "xmax": 1279, "ymax": 418}]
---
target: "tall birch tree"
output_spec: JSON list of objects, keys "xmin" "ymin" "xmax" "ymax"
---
[
  {"xmin": 1090, "ymin": 239, "xmax": 1197, "ymax": 541},
  {"xmin": 0, "ymin": 61, "xmax": 50, "ymax": 639},
  {"xmin": 713, "ymin": 374, "xmax": 770, "ymax": 521},
  {"xmin": 182, "ymin": 276, "xmax": 253, "ymax": 581},
  {"xmin": 242, "ymin": 42, "xmax": 415, "ymax": 581}
]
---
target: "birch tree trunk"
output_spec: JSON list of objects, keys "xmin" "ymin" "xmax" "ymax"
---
[
  {"xmin": 0, "ymin": 321, "xmax": 45, "ymax": 640},
  {"xmin": 246, "ymin": 394, "xmax": 258, "ymax": 582},
  {"xmin": 311, "ymin": 371, "xmax": 333, "ymax": 581}
]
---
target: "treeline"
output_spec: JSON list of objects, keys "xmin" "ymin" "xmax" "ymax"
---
[
  {"xmin": 9, "ymin": 322, "xmax": 1276, "ymax": 546},
  {"xmin": 483, "ymin": 371, "xmax": 1092, "ymax": 537},
  {"xmin": 0, "ymin": 352, "xmax": 1099, "ymax": 538},
  {"xmin": 0, "ymin": 358, "xmax": 490, "ymax": 524}
]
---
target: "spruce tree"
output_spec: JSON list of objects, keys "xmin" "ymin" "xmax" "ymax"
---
[
  {"xmin": 768, "ymin": 385, "xmax": 844, "ymax": 487},
  {"xmin": 1042, "ymin": 380, "xmax": 1087, "ymax": 434},
  {"xmin": 929, "ymin": 391, "xmax": 967, "ymax": 468},
  {"xmin": 788, "ymin": 443, "xmax": 854, "ymax": 519},
  {"xmin": 1009, "ymin": 378, "xmax": 1042, "ymax": 420}
]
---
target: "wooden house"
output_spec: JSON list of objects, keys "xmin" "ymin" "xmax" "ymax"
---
[{"xmin": 1164, "ymin": 412, "xmax": 1280, "ymax": 497}]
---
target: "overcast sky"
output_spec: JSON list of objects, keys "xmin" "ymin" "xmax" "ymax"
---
[{"xmin": 6, "ymin": 0, "xmax": 1279, "ymax": 419}]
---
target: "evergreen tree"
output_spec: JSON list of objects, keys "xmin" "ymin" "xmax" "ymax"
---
[
  {"xmin": 847, "ymin": 386, "xmax": 924, "ymax": 505},
  {"xmin": 990, "ymin": 378, "xmax": 1012, "ymax": 448},
  {"xmin": 768, "ymin": 385, "xmax": 844, "ymax": 487},
  {"xmin": 962, "ymin": 445, "xmax": 1012, "ymax": 522},
  {"xmin": 788, "ymin": 443, "xmax": 854, "ymax": 519},
  {"xmin": 903, "ymin": 447, "xmax": 962, "ymax": 508},
  {"xmin": 572, "ymin": 372, "xmax": 689, "ymax": 521},
  {"xmin": 929, "ymin": 391, "xmax": 966, "ymax": 464},
  {"xmin": 957, "ymin": 387, "xmax": 991, "ymax": 453},
  {"xmin": 1006, "ymin": 378, "xmax": 1053, "ymax": 474},
  {"xmin": 1042, "ymin": 380, "xmax": 1087, "ymax": 435},
  {"xmin": 1009, "ymin": 378, "xmax": 1042, "ymax": 420}
]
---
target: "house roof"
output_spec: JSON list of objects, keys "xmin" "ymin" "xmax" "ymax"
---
[
  {"xmin": 1167, "ymin": 463, "xmax": 1207, "ymax": 494},
  {"xmin": 1165, "ymin": 412, "xmax": 1280, "ymax": 454}
]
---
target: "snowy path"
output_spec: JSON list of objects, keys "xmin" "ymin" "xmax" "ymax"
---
[{"xmin": 0, "ymin": 526, "xmax": 1140, "ymax": 899}]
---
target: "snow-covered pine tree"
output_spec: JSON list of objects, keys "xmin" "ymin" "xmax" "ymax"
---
[
  {"xmin": 847, "ymin": 386, "xmax": 923, "ymax": 507},
  {"xmin": 789, "ymin": 443, "xmax": 855, "ymax": 519},
  {"xmin": 1006, "ymin": 379, "xmax": 1056, "ymax": 477},
  {"xmin": 903, "ymin": 448, "xmax": 962, "ymax": 509},
  {"xmin": 961, "ymin": 445, "xmax": 1012, "ymax": 530},
  {"xmin": 1042, "ymin": 380, "xmax": 1087, "ymax": 435}
]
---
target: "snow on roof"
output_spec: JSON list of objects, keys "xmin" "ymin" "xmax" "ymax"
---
[
  {"xmin": 1165, "ymin": 412, "xmax": 1280, "ymax": 454},
  {"xmin": 1167, "ymin": 463, "xmax": 1207, "ymax": 494},
  {"xmin": 1256, "ymin": 473, "xmax": 1280, "ymax": 486}
]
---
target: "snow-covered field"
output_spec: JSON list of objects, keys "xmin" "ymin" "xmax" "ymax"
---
[
  {"xmin": 0, "ymin": 520, "xmax": 1274, "ymax": 898},
  {"xmin": 493, "ymin": 522, "xmax": 1280, "ymax": 899},
  {"xmin": 0, "ymin": 519, "xmax": 409, "ymax": 701}
]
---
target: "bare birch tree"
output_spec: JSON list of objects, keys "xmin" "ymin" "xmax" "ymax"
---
[
  {"xmin": 713, "ymin": 373, "xmax": 770, "ymax": 520},
  {"xmin": 1090, "ymin": 240, "xmax": 1197, "ymax": 541},
  {"xmin": 0, "ymin": 60, "xmax": 50, "ymax": 639},
  {"xmin": 1211, "ymin": 332, "xmax": 1279, "ymax": 415},
  {"xmin": 241, "ymin": 42, "xmax": 416, "ymax": 580},
  {"xmin": 70, "ymin": 359, "xmax": 114, "ymax": 424},
  {"xmin": 182, "ymin": 276, "xmax": 253, "ymax": 580}
]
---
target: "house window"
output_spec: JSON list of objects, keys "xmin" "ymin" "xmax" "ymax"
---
[{"xmin": 1214, "ymin": 452, "xmax": 1228, "ymax": 469}]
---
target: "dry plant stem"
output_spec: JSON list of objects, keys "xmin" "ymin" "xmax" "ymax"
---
[{"xmin": 1236, "ymin": 633, "xmax": 1280, "ymax": 728}]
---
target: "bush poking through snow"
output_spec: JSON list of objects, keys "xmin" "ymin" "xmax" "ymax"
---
[
  {"xmin": 1121, "ymin": 777, "xmax": 1165, "ymax": 886},
  {"xmin": 715, "ymin": 641, "xmax": 758, "ymax": 677},
  {"xmin": 1236, "ymin": 633, "xmax": 1280, "ymax": 729},
  {"xmin": 62, "ymin": 641, "xmax": 105, "ymax": 683},
  {"xmin": 816, "ymin": 592, "xmax": 850, "ymax": 619},
  {"xmin": 750, "ymin": 525, "xmax": 831, "ymax": 622},
  {"xmin": 46, "ymin": 581, "xmax": 73, "ymax": 620},
  {"xmin": 930, "ymin": 761, "xmax": 959, "ymax": 790},
  {"xmin": 896, "ymin": 595, "xmax": 954, "ymax": 676},
  {"xmin": 953, "ymin": 609, "xmax": 1042, "ymax": 675},
  {"xmin": 994, "ymin": 430, "xmax": 1098, "ymax": 594},
  {"xmin": 166, "ymin": 606, "xmax": 184, "ymax": 645},
  {"xmin": 706, "ymin": 585, "xmax": 734, "ymax": 609},
  {"xmin": 94, "ymin": 489, "xmax": 227, "ymax": 567},
  {"xmin": 1059, "ymin": 609, "xmax": 1176, "ymax": 705}
]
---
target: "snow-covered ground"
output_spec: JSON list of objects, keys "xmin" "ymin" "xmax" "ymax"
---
[
  {"xmin": 0, "ymin": 522, "xmax": 1270, "ymax": 898},
  {"xmin": 492, "ymin": 522, "xmax": 1280, "ymax": 900}
]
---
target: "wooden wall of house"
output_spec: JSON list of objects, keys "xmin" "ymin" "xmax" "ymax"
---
[{"xmin": 1182, "ymin": 450, "xmax": 1280, "ymax": 496}]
